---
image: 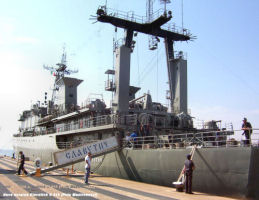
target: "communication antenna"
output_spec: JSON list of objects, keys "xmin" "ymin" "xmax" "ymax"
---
[
  {"xmin": 181, "ymin": 0, "xmax": 184, "ymax": 29},
  {"xmin": 43, "ymin": 47, "xmax": 78, "ymax": 81},
  {"xmin": 61, "ymin": 44, "xmax": 67, "ymax": 66},
  {"xmin": 147, "ymin": 0, "xmax": 158, "ymax": 50},
  {"xmin": 160, "ymin": 0, "xmax": 171, "ymax": 13}
]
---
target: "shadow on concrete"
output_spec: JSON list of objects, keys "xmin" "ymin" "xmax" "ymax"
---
[
  {"xmin": 44, "ymin": 174, "xmax": 84, "ymax": 177},
  {"xmin": 0, "ymin": 169, "xmax": 17, "ymax": 174},
  {"xmin": 88, "ymin": 183, "xmax": 115, "ymax": 187}
]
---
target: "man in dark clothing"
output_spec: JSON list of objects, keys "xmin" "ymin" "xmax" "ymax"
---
[
  {"xmin": 242, "ymin": 118, "xmax": 252, "ymax": 145},
  {"xmin": 18, "ymin": 151, "xmax": 28, "ymax": 175},
  {"xmin": 184, "ymin": 154, "xmax": 195, "ymax": 194}
]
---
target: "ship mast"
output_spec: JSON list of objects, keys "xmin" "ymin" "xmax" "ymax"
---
[
  {"xmin": 147, "ymin": 0, "xmax": 158, "ymax": 50},
  {"xmin": 43, "ymin": 47, "xmax": 78, "ymax": 104},
  {"xmin": 96, "ymin": 2, "xmax": 192, "ymax": 114},
  {"xmin": 43, "ymin": 47, "xmax": 78, "ymax": 113}
]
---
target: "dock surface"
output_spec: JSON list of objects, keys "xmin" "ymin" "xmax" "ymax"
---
[{"xmin": 0, "ymin": 156, "xmax": 240, "ymax": 200}]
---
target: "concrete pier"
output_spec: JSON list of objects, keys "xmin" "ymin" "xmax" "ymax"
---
[{"xmin": 0, "ymin": 156, "xmax": 240, "ymax": 200}]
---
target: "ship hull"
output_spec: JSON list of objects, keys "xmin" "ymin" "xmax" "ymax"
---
[
  {"xmin": 13, "ymin": 134, "xmax": 59, "ymax": 164},
  {"xmin": 92, "ymin": 147, "xmax": 259, "ymax": 199},
  {"xmin": 13, "ymin": 136, "xmax": 259, "ymax": 199}
]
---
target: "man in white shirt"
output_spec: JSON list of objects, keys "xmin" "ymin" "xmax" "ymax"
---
[{"xmin": 85, "ymin": 152, "xmax": 92, "ymax": 184}]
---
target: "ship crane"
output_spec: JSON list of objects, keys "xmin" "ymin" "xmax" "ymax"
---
[{"xmin": 96, "ymin": 2, "xmax": 194, "ymax": 114}]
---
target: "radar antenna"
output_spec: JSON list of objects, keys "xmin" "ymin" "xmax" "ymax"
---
[
  {"xmin": 43, "ymin": 47, "xmax": 78, "ymax": 82},
  {"xmin": 43, "ymin": 47, "xmax": 78, "ymax": 104}
]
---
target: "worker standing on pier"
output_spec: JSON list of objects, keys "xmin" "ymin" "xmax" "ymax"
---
[
  {"xmin": 17, "ymin": 151, "xmax": 28, "ymax": 176},
  {"xmin": 242, "ymin": 118, "xmax": 252, "ymax": 145},
  {"xmin": 183, "ymin": 154, "xmax": 195, "ymax": 194},
  {"xmin": 85, "ymin": 152, "xmax": 92, "ymax": 184}
]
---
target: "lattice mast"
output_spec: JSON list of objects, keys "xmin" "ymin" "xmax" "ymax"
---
[
  {"xmin": 147, "ymin": 0, "xmax": 158, "ymax": 50},
  {"xmin": 43, "ymin": 47, "xmax": 78, "ymax": 104},
  {"xmin": 160, "ymin": 0, "xmax": 171, "ymax": 12}
]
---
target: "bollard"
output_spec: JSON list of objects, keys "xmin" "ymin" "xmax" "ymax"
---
[
  {"xmin": 71, "ymin": 165, "xmax": 75, "ymax": 174},
  {"xmin": 35, "ymin": 168, "xmax": 42, "ymax": 177}
]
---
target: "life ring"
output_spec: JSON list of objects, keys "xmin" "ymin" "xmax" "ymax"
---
[{"xmin": 35, "ymin": 158, "xmax": 41, "ymax": 168}]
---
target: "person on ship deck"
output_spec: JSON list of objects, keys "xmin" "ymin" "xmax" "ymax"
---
[{"xmin": 242, "ymin": 117, "xmax": 252, "ymax": 146}]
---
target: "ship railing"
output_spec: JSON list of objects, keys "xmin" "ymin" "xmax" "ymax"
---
[
  {"xmin": 101, "ymin": 6, "xmax": 191, "ymax": 37},
  {"xmin": 56, "ymin": 140, "xmax": 98, "ymax": 149},
  {"xmin": 103, "ymin": 6, "xmax": 147, "ymax": 24},
  {"xmin": 117, "ymin": 114, "xmax": 138, "ymax": 126},
  {"xmin": 161, "ymin": 22, "xmax": 191, "ymax": 37},
  {"xmin": 232, "ymin": 128, "xmax": 259, "ymax": 147},
  {"xmin": 123, "ymin": 129, "xmax": 259, "ymax": 149},
  {"xmin": 32, "ymin": 114, "xmax": 137, "ymax": 135},
  {"xmin": 193, "ymin": 119, "xmax": 233, "ymax": 131},
  {"xmin": 33, "ymin": 127, "xmax": 56, "ymax": 136},
  {"xmin": 55, "ymin": 115, "xmax": 115, "ymax": 133}
]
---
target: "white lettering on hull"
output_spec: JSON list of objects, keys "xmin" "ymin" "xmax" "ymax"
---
[{"xmin": 54, "ymin": 137, "xmax": 118, "ymax": 165}]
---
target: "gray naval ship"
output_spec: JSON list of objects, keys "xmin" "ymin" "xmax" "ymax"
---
[{"xmin": 13, "ymin": 3, "xmax": 259, "ymax": 199}]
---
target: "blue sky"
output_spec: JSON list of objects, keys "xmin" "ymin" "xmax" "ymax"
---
[{"xmin": 0, "ymin": 0, "xmax": 258, "ymax": 149}]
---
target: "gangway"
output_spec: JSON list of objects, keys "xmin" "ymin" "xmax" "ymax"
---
[{"xmin": 29, "ymin": 136, "xmax": 121, "ymax": 175}]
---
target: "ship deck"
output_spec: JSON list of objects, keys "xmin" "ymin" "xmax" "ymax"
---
[{"xmin": 0, "ymin": 156, "xmax": 241, "ymax": 200}]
